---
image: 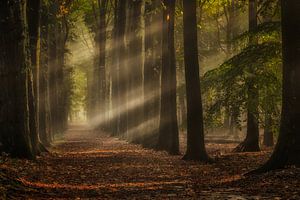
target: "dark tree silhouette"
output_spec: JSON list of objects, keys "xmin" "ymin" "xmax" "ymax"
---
[
  {"xmin": 157, "ymin": 0, "xmax": 179, "ymax": 155},
  {"xmin": 0, "ymin": 0, "xmax": 36, "ymax": 159},
  {"xmin": 116, "ymin": 0, "xmax": 128, "ymax": 135},
  {"xmin": 182, "ymin": 0, "xmax": 211, "ymax": 161},
  {"xmin": 126, "ymin": 0, "xmax": 144, "ymax": 140},
  {"xmin": 97, "ymin": 0, "xmax": 108, "ymax": 130}
]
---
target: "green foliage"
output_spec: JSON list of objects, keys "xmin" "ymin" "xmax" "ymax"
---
[
  {"xmin": 68, "ymin": 66, "xmax": 87, "ymax": 121},
  {"xmin": 234, "ymin": 21, "xmax": 281, "ymax": 48},
  {"xmin": 202, "ymin": 26, "xmax": 282, "ymax": 129}
]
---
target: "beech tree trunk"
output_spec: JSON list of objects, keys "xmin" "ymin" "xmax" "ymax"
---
[
  {"xmin": 116, "ymin": 0, "xmax": 128, "ymax": 135},
  {"xmin": 39, "ymin": 3, "xmax": 52, "ymax": 145},
  {"xmin": 126, "ymin": 0, "xmax": 145, "ymax": 140},
  {"xmin": 263, "ymin": 112, "xmax": 274, "ymax": 147},
  {"xmin": 157, "ymin": 0, "xmax": 179, "ymax": 155},
  {"xmin": 234, "ymin": 0, "xmax": 260, "ymax": 152},
  {"xmin": 182, "ymin": 0, "xmax": 211, "ymax": 161},
  {"xmin": 97, "ymin": 0, "xmax": 108, "ymax": 130},
  {"xmin": 27, "ymin": 0, "xmax": 42, "ymax": 156},
  {"xmin": 111, "ymin": 0, "xmax": 121, "ymax": 135},
  {"xmin": 0, "ymin": 0, "xmax": 35, "ymax": 159}
]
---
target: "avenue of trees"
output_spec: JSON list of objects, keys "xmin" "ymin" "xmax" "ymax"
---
[{"xmin": 0, "ymin": 0, "xmax": 299, "ymax": 173}]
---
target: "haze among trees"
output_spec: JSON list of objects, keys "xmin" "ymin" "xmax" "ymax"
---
[{"xmin": 0, "ymin": 0, "xmax": 299, "ymax": 199}]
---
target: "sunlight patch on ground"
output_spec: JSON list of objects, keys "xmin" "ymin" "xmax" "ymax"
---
[{"xmin": 19, "ymin": 178, "xmax": 189, "ymax": 191}]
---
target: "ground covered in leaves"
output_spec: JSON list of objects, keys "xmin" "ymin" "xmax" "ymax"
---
[{"xmin": 1, "ymin": 125, "xmax": 299, "ymax": 199}]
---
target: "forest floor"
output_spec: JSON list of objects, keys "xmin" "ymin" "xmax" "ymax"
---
[{"xmin": 1, "ymin": 124, "xmax": 299, "ymax": 199}]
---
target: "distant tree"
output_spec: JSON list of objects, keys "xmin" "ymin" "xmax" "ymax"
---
[
  {"xmin": 234, "ymin": 0, "xmax": 260, "ymax": 152},
  {"xmin": 96, "ymin": 0, "xmax": 108, "ymax": 130},
  {"xmin": 126, "ymin": 0, "xmax": 145, "ymax": 140},
  {"xmin": 39, "ymin": 1, "xmax": 52, "ymax": 146},
  {"xmin": 157, "ymin": 0, "xmax": 179, "ymax": 155},
  {"xmin": 111, "ymin": 0, "xmax": 120, "ymax": 135},
  {"xmin": 143, "ymin": 0, "xmax": 160, "ymax": 130},
  {"xmin": 182, "ymin": 0, "xmax": 211, "ymax": 161},
  {"xmin": 116, "ymin": 0, "xmax": 128, "ymax": 135},
  {"xmin": 263, "ymin": 109, "xmax": 274, "ymax": 147}
]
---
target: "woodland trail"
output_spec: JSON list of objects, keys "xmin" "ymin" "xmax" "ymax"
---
[{"xmin": 3, "ymin": 125, "xmax": 300, "ymax": 199}]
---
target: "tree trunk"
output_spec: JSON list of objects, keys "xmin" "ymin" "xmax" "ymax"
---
[
  {"xmin": 263, "ymin": 112, "xmax": 274, "ymax": 147},
  {"xmin": 48, "ymin": 2, "xmax": 59, "ymax": 136},
  {"xmin": 157, "ymin": 0, "xmax": 179, "ymax": 155},
  {"xmin": 97, "ymin": 0, "xmax": 108, "ymax": 130},
  {"xmin": 144, "ymin": 1, "xmax": 156, "ymax": 126},
  {"xmin": 234, "ymin": 0, "xmax": 260, "ymax": 152},
  {"xmin": 110, "ymin": 0, "xmax": 121, "ymax": 135},
  {"xmin": 182, "ymin": 0, "xmax": 211, "ymax": 161},
  {"xmin": 27, "ymin": 0, "xmax": 42, "ymax": 155},
  {"xmin": 39, "ymin": 10, "xmax": 52, "ymax": 145},
  {"xmin": 117, "ymin": 0, "xmax": 128, "ymax": 135},
  {"xmin": 0, "ymin": 0, "xmax": 35, "ymax": 159},
  {"xmin": 250, "ymin": 0, "xmax": 300, "ymax": 173},
  {"xmin": 126, "ymin": 0, "xmax": 145, "ymax": 141},
  {"xmin": 142, "ymin": 0, "xmax": 161, "ymax": 136}
]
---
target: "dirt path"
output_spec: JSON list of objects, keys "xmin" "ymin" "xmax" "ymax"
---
[{"xmin": 4, "ymin": 125, "xmax": 300, "ymax": 199}]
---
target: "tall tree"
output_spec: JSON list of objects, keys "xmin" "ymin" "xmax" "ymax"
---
[
  {"xmin": 111, "ymin": 0, "xmax": 121, "ymax": 135},
  {"xmin": 143, "ymin": 0, "xmax": 161, "ymax": 133},
  {"xmin": 126, "ymin": 0, "xmax": 145, "ymax": 140},
  {"xmin": 251, "ymin": 0, "xmax": 300, "ymax": 173},
  {"xmin": 235, "ymin": 0, "xmax": 260, "ymax": 152},
  {"xmin": 157, "ymin": 0, "xmax": 179, "ymax": 155},
  {"xmin": 27, "ymin": 0, "xmax": 42, "ymax": 155},
  {"xmin": 97, "ymin": 0, "xmax": 108, "ymax": 130},
  {"xmin": 116, "ymin": 0, "xmax": 128, "ymax": 135},
  {"xmin": 0, "ymin": 0, "xmax": 35, "ymax": 159},
  {"xmin": 144, "ymin": 1, "xmax": 157, "ymax": 127},
  {"xmin": 182, "ymin": 0, "xmax": 211, "ymax": 161},
  {"xmin": 48, "ymin": 2, "xmax": 60, "ymax": 135},
  {"xmin": 39, "ymin": 3, "xmax": 52, "ymax": 146}
]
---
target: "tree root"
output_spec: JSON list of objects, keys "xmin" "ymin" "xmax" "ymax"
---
[{"xmin": 233, "ymin": 140, "xmax": 260, "ymax": 152}]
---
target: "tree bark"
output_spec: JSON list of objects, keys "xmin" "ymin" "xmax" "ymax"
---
[
  {"xmin": 0, "ymin": 0, "xmax": 35, "ymax": 159},
  {"xmin": 27, "ymin": 0, "xmax": 42, "ymax": 156},
  {"xmin": 110, "ymin": 0, "xmax": 121, "ymax": 135},
  {"xmin": 39, "ymin": 3, "xmax": 52, "ymax": 145},
  {"xmin": 234, "ymin": 0, "xmax": 260, "ymax": 152},
  {"xmin": 263, "ymin": 112, "xmax": 274, "ymax": 147},
  {"xmin": 116, "ymin": 0, "xmax": 128, "ymax": 135},
  {"xmin": 126, "ymin": 0, "xmax": 145, "ymax": 141},
  {"xmin": 157, "ymin": 0, "xmax": 179, "ymax": 155},
  {"xmin": 97, "ymin": 0, "xmax": 108, "ymax": 130},
  {"xmin": 182, "ymin": 0, "xmax": 211, "ymax": 161}
]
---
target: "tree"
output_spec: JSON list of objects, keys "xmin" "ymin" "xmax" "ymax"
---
[
  {"xmin": 234, "ymin": 0, "xmax": 260, "ymax": 152},
  {"xmin": 143, "ymin": 0, "xmax": 160, "ymax": 131},
  {"xmin": 182, "ymin": 0, "xmax": 211, "ymax": 161},
  {"xmin": 111, "ymin": 0, "xmax": 121, "ymax": 136},
  {"xmin": 27, "ymin": 0, "xmax": 42, "ymax": 156},
  {"xmin": 251, "ymin": 0, "xmax": 300, "ymax": 173},
  {"xmin": 157, "ymin": 0, "xmax": 179, "ymax": 155},
  {"xmin": 126, "ymin": 0, "xmax": 145, "ymax": 140},
  {"xmin": 39, "ymin": 1, "xmax": 52, "ymax": 146},
  {"xmin": 263, "ymin": 110, "xmax": 274, "ymax": 147},
  {"xmin": 96, "ymin": 0, "xmax": 108, "ymax": 130},
  {"xmin": 116, "ymin": 0, "xmax": 128, "ymax": 135},
  {"xmin": 0, "ymin": 0, "xmax": 36, "ymax": 159}
]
